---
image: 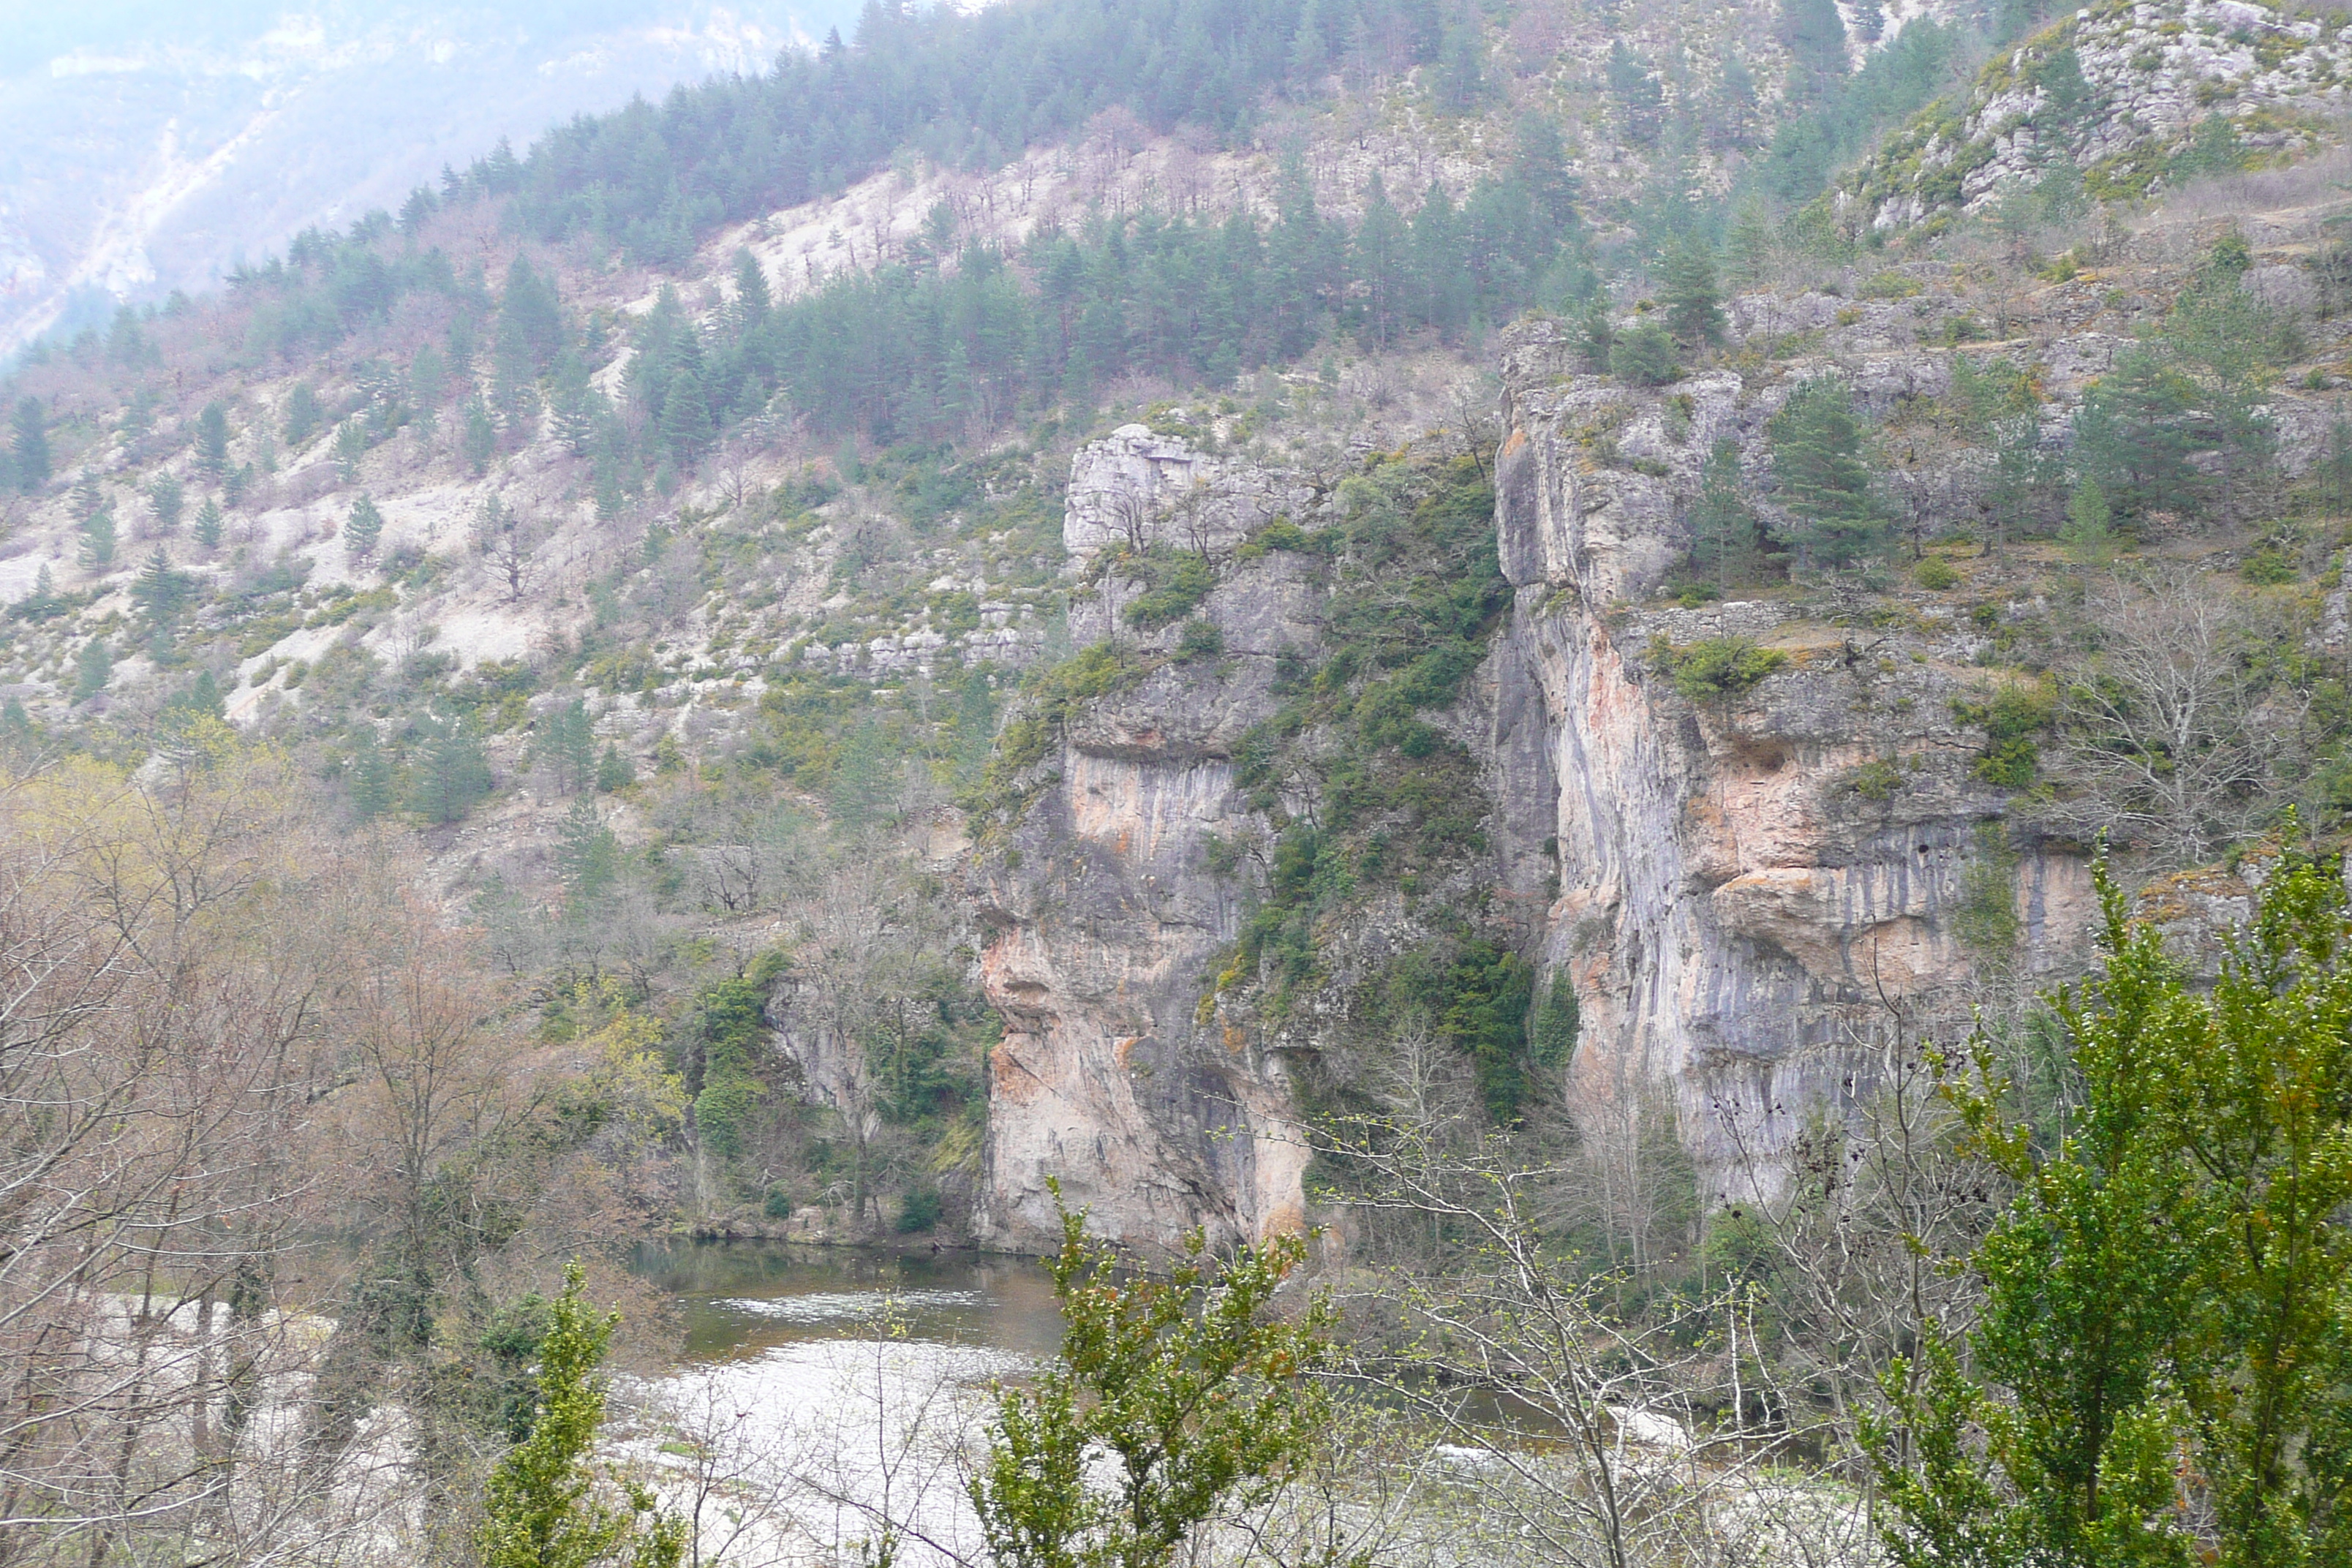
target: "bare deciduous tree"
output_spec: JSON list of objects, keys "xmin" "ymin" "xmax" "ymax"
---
[
  {"xmin": 1309, "ymin": 1116, "xmax": 1798, "ymax": 1568},
  {"xmin": 2045, "ymin": 568, "xmax": 2302, "ymax": 867}
]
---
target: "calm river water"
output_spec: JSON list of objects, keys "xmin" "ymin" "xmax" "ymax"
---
[{"xmin": 627, "ymin": 1243, "xmax": 1064, "ymax": 1567}]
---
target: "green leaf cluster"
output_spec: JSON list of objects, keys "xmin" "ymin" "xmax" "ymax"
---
[
  {"xmin": 973, "ymin": 1191, "xmax": 1336, "ymax": 1568},
  {"xmin": 1213, "ymin": 456, "xmax": 1507, "ymax": 1011},
  {"xmin": 1877, "ymin": 850, "xmax": 2352, "ymax": 1567},
  {"xmin": 1651, "ymin": 636, "xmax": 1789, "ymax": 704},
  {"xmin": 478, "ymin": 1261, "xmax": 685, "ymax": 1568}
]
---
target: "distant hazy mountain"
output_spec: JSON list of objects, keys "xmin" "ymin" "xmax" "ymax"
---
[{"xmin": 0, "ymin": 1, "xmax": 871, "ymax": 358}]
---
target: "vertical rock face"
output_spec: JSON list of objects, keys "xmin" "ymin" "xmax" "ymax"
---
[
  {"xmin": 967, "ymin": 535, "xmax": 1324, "ymax": 1253},
  {"xmin": 968, "ymin": 323, "xmax": 2140, "ymax": 1248},
  {"xmin": 1063, "ymin": 423, "xmax": 1308, "ymax": 558},
  {"xmin": 1486, "ymin": 322, "xmax": 2095, "ymax": 1198}
]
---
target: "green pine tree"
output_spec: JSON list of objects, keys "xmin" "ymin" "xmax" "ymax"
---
[
  {"xmin": 1728, "ymin": 199, "xmax": 1774, "ymax": 288},
  {"xmin": 73, "ymin": 639, "xmax": 111, "ymax": 701},
  {"xmin": 147, "ymin": 472, "xmax": 184, "ymax": 533},
  {"xmin": 2059, "ymin": 475, "xmax": 2112, "ymax": 565},
  {"xmin": 1608, "ymin": 320, "xmax": 1681, "ymax": 386},
  {"xmin": 1354, "ymin": 173, "xmax": 1411, "ymax": 350},
  {"xmin": 10, "ymin": 398, "xmax": 48, "ymax": 493},
  {"xmin": 1690, "ymin": 439, "xmax": 1763, "ymax": 587},
  {"xmin": 78, "ymin": 508, "xmax": 117, "ymax": 571},
  {"xmin": 19, "ymin": 566, "xmax": 56, "ymax": 620},
  {"xmin": 410, "ymin": 722, "xmax": 494, "ymax": 824},
  {"xmin": 2070, "ymin": 348, "xmax": 2204, "ymax": 520},
  {"xmin": 491, "ymin": 315, "xmax": 542, "ymax": 434},
  {"xmin": 549, "ymin": 351, "xmax": 599, "ymax": 456},
  {"xmin": 462, "ymin": 394, "xmax": 500, "ymax": 475},
  {"xmin": 1605, "ymin": 40, "xmax": 1665, "ymax": 144},
  {"xmin": 2164, "ymin": 265, "xmax": 2281, "ymax": 527},
  {"xmin": 1768, "ymin": 375, "xmax": 1884, "ymax": 567},
  {"xmin": 182, "ymin": 670, "xmax": 223, "ymax": 717},
  {"xmin": 1579, "ymin": 304, "xmax": 1616, "ymax": 371},
  {"xmin": 193, "ymin": 498, "xmax": 225, "ymax": 551},
  {"xmin": 593, "ymin": 455, "xmax": 627, "ymax": 523},
  {"xmin": 347, "ymin": 494, "xmax": 385, "ymax": 559},
  {"xmin": 658, "ymin": 371, "xmax": 713, "ymax": 461},
  {"xmin": 477, "ymin": 1262, "xmax": 685, "ymax": 1568},
  {"xmin": 1662, "ymin": 239, "xmax": 1727, "ymax": 349},
  {"xmin": 282, "ymin": 382, "xmax": 323, "ymax": 446},
  {"xmin": 348, "ymin": 728, "xmax": 396, "ymax": 821},
  {"xmin": 533, "ymin": 701, "xmax": 598, "ymax": 794},
  {"xmin": 1777, "ymin": 0, "xmax": 1850, "ymax": 97},
  {"xmin": 131, "ymin": 546, "xmax": 188, "ymax": 622},
  {"xmin": 334, "ymin": 419, "xmax": 368, "ymax": 483},
  {"xmin": 195, "ymin": 401, "xmax": 230, "ymax": 476},
  {"xmin": 556, "ymin": 800, "xmax": 620, "ymax": 912},
  {"xmin": 411, "ymin": 344, "xmax": 447, "ymax": 432},
  {"xmin": 595, "ymin": 743, "xmax": 635, "ymax": 794}
]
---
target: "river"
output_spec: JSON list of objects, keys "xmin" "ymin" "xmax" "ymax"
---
[{"xmin": 627, "ymin": 1243, "xmax": 1063, "ymax": 1568}]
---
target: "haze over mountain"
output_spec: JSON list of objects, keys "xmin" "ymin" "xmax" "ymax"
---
[
  {"xmin": 4, "ymin": 0, "xmax": 2352, "ymax": 1562},
  {"xmin": 0, "ymin": 1, "xmax": 873, "ymax": 359}
]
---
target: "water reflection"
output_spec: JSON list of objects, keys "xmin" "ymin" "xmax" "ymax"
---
[
  {"xmin": 640, "ymin": 1241, "xmax": 1064, "ymax": 1362},
  {"xmin": 626, "ymin": 1243, "xmax": 1064, "ymax": 1567}
]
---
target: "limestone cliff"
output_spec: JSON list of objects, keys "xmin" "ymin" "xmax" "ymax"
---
[
  {"xmin": 964, "ymin": 218, "xmax": 2345, "ymax": 1246},
  {"xmin": 965, "ymin": 554, "xmax": 1327, "ymax": 1253},
  {"xmin": 1486, "ymin": 321, "xmax": 2098, "ymax": 1200}
]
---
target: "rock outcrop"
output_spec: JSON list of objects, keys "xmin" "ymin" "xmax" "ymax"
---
[
  {"xmin": 1849, "ymin": 0, "xmax": 2352, "ymax": 230},
  {"xmin": 1488, "ymin": 323, "xmax": 2099, "ymax": 1196},
  {"xmin": 967, "ymin": 532, "xmax": 1327, "ymax": 1252},
  {"xmin": 962, "ymin": 261, "xmax": 2342, "ymax": 1245}
]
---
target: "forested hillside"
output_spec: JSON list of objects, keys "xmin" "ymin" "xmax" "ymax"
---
[{"xmin": 4, "ymin": 0, "xmax": 2352, "ymax": 1563}]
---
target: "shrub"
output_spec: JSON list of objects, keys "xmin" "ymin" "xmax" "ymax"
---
[
  {"xmin": 1952, "ymin": 823, "xmax": 2020, "ymax": 954},
  {"xmin": 896, "ymin": 1188, "xmax": 943, "ymax": 1232},
  {"xmin": 1124, "ymin": 551, "xmax": 1215, "ymax": 627},
  {"xmin": 1849, "ymin": 758, "xmax": 1905, "ymax": 802},
  {"xmin": 1955, "ymin": 682, "xmax": 2054, "ymax": 788},
  {"xmin": 1915, "ymin": 556, "xmax": 1960, "ymax": 589},
  {"xmin": 1653, "ymin": 636, "xmax": 1788, "ymax": 702},
  {"xmin": 1236, "ymin": 516, "xmax": 1323, "ymax": 559},
  {"xmin": 2242, "ymin": 545, "xmax": 2298, "ymax": 584},
  {"xmin": 1529, "ymin": 973, "xmax": 1580, "ymax": 1069},
  {"xmin": 1177, "ymin": 617, "xmax": 1224, "ymax": 660},
  {"xmin": 1609, "ymin": 321, "xmax": 1681, "ymax": 387}
]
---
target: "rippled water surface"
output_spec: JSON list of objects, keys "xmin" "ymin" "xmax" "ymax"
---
[
  {"xmin": 629, "ymin": 1243, "xmax": 1064, "ymax": 1567},
  {"xmin": 644, "ymin": 1241, "xmax": 1065, "ymax": 1362}
]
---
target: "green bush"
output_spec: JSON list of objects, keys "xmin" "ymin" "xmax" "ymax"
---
[
  {"xmin": 1210, "ymin": 456, "xmax": 1508, "ymax": 1025},
  {"xmin": 896, "ymin": 1188, "xmax": 943, "ymax": 1232},
  {"xmin": 1236, "ymin": 516, "xmax": 1324, "ymax": 559},
  {"xmin": 1124, "ymin": 551, "xmax": 1215, "ymax": 627},
  {"xmin": 1849, "ymin": 758, "xmax": 1905, "ymax": 802},
  {"xmin": 2242, "ymin": 545, "xmax": 2298, "ymax": 584},
  {"xmin": 1177, "ymin": 618, "xmax": 1224, "ymax": 660},
  {"xmin": 1954, "ymin": 682, "xmax": 2053, "ymax": 788},
  {"xmin": 1609, "ymin": 321, "xmax": 1681, "ymax": 387},
  {"xmin": 1529, "ymin": 973, "xmax": 1580, "ymax": 1069},
  {"xmin": 1653, "ymin": 636, "xmax": 1788, "ymax": 702},
  {"xmin": 1915, "ymin": 556, "xmax": 1961, "ymax": 589},
  {"xmin": 1951, "ymin": 823, "xmax": 2020, "ymax": 953},
  {"xmin": 965, "ymin": 642, "xmax": 1148, "ymax": 813}
]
